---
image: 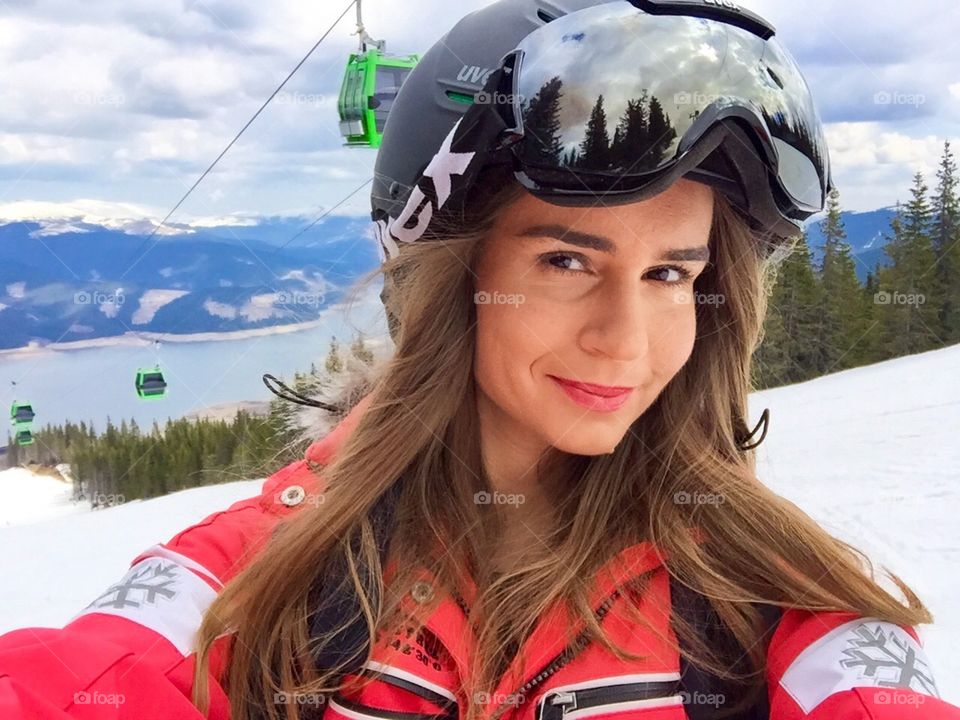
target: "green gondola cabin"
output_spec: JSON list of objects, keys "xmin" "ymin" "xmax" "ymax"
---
[
  {"xmin": 14, "ymin": 428, "xmax": 34, "ymax": 446},
  {"xmin": 338, "ymin": 48, "xmax": 419, "ymax": 148},
  {"xmin": 9, "ymin": 401, "xmax": 35, "ymax": 426},
  {"xmin": 135, "ymin": 367, "xmax": 168, "ymax": 400}
]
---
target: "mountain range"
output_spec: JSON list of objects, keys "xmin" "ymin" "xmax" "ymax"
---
[
  {"xmin": 0, "ymin": 206, "xmax": 897, "ymax": 350},
  {"xmin": 0, "ymin": 215, "xmax": 379, "ymax": 350}
]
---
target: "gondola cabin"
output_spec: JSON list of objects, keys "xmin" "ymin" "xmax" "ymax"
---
[
  {"xmin": 135, "ymin": 367, "xmax": 168, "ymax": 400},
  {"xmin": 338, "ymin": 49, "xmax": 419, "ymax": 148},
  {"xmin": 9, "ymin": 401, "xmax": 35, "ymax": 426},
  {"xmin": 14, "ymin": 428, "xmax": 34, "ymax": 446}
]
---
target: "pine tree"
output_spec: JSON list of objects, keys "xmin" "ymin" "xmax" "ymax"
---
[
  {"xmin": 930, "ymin": 140, "xmax": 960, "ymax": 341},
  {"xmin": 325, "ymin": 336, "xmax": 344, "ymax": 375},
  {"xmin": 577, "ymin": 95, "xmax": 611, "ymax": 171},
  {"xmin": 752, "ymin": 296, "xmax": 790, "ymax": 389},
  {"xmin": 645, "ymin": 95, "xmax": 677, "ymax": 166},
  {"xmin": 610, "ymin": 93, "xmax": 650, "ymax": 172},
  {"xmin": 350, "ymin": 334, "xmax": 375, "ymax": 365},
  {"xmin": 520, "ymin": 76, "xmax": 564, "ymax": 166},
  {"xmin": 755, "ymin": 232, "xmax": 823, "ymax": 387},
  {"xmin": 860, "ymin": 266, "xmax": 885, "ymax": 363},
  {"xmin": 876, "ymin": 174, "xmax": 942, "ymax": 357},
  {"xmin": 814, "ymin": 188, "xmax": 870, "ymax": 372},
  {"xmin": 7, "ymin": 434, "xmax": 19, "ymax": 466}
]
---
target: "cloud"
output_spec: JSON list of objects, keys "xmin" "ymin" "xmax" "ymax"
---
[
  {"xmin": 0, "ymin": 0, "xmax": 956, "ymax": 220},
  {"xmin": 824, "ymin": 121, "xmax": 953, "ymax": 210}
]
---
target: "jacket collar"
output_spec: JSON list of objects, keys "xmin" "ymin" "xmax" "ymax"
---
[{"xmin": 382, "ymin": 540, "xmax": 669, "ymax": 701}]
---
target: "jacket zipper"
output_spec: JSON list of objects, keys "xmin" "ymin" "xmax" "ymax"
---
[
  {"xmin": 489, "ymin": 589, "xmax": 623, "ymax": 720},
  {"xmin": 535, "ymin": 676, "xmax": 682, "ymax": 720}
]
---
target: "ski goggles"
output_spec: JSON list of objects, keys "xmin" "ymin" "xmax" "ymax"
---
[{"xmin": 375, "ymin": 0, "xmax": 833, "ymax": 259}]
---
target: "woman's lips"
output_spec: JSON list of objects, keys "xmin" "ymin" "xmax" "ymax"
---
[{"xmin": 548, "ymin": 375, "xmax": 634, "ymax": 412}]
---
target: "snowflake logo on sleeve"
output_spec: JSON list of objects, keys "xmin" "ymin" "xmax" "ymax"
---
[
  {"xmin": 85, "ymin": 560, "xmax": 180, "ymax": 610},
  {"xmin": 838, "ymin": 622, "xmax": 939, "ymax": 697}
]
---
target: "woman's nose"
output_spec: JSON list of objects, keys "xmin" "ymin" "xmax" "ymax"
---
[{"xmin": 577, "ymin": 278, "xmax": 655, "ymax": 362}]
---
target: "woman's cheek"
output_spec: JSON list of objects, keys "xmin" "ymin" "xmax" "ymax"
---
[{"xmin": 667, "ymin": 300, "xmax": 699, "ymax": 371}]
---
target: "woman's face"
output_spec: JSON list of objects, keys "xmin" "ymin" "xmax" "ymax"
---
[{"xmin": 473, "ymin": 178, "xmax": 714, "ymax": 458}]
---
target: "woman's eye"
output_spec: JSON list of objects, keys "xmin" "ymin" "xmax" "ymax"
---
[
  {"xmin": 539, "ymin": 253, "xmax": 695, "ymax": 286},
  {"xmin": 539, "ymin": 252, "xmax": 587, "ymax": 276},
  {"xmin": 648, "ymin": 266, "xmax": 695, "ymax": 284}
]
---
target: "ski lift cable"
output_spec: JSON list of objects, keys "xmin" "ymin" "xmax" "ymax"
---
[
  {"xmin": 275, "ymin": 176, "xmax": 371, "ymax": 253},
  {"xmin": 119, "ymin": 0, "xmax": 359, "ymax": 280}
]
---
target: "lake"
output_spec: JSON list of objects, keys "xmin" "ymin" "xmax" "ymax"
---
[{"xmin": 1, "ymin": 289, "xmax": 390, "ymax": 433}]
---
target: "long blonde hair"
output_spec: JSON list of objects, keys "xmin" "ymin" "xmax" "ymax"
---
[{"xmin": 190, "ymin": 164, "xmax": 930, "ymax": 719}]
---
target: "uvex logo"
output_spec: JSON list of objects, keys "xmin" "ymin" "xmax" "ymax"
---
[{"xmin": 457, "ymin": 65, "xmax": 494, "ymax": 86}]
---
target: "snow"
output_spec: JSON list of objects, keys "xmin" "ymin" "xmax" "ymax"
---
[
  {"xmin": 0, "ymin": 344, "xmax": 957, "ymax": 703},
  {"xmin": 749, "ymin": 343, "xmax": 960, "ymax": 704},
  {"xmin": 0, "ymin": 477, "xmax": 262, "ymax": 633},
  {"xmin": 0, "ymin": 200, "xmax": 259, "ymax": 235},
  {"xmin": 131, "ymin": 288, "xmax": 190, "ymax": 324},
  {"xmin": 0, "ymin": 468, "xmax": 88, "ymax": 527}
]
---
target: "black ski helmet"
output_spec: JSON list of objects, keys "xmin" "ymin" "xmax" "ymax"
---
[{"xmin": 370, "ymin": 0, "xmax": 830, "ymax": 342}]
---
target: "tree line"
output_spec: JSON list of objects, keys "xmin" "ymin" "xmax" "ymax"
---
[
  {"xmin": 3, "ymin": 335, "xmax": 377, "ymax": 504},
  {"xmin": 753, "ymin": 140, "xmax": 958, "ymax": 388}
]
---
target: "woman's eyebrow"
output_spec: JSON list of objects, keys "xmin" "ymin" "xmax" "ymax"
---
[{"xmin": 516, "ymin": 224, "xmax": 710, "ymax": 261}]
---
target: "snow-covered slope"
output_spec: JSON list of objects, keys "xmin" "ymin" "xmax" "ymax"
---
[
  {"xmin": 749, "ymin": 343, "xmax": 960, "ymax": 703},
  {"xmin": 0, "ymin": 468, "xmax": 88, "ymax": 527},
  {"xmin": 0, "ymin": 344, "xmax": 957, "ymax": 702},
  {"xmin": 0, "ymin": 477, "xmax": 262, "ymax": 633}
]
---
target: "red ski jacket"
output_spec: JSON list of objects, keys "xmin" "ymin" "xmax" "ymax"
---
[{"xmin": 1, "ymin": 393, "xmax": 957, "ymax": 719}]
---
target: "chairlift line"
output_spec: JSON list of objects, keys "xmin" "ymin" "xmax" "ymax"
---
[
  {"xmin": 118, "ymin": 0, "xmax": 359, "ymax": 281},
  {"xmin": 276, "ymin": 176, "xmax": 372, "ymax": 253}
]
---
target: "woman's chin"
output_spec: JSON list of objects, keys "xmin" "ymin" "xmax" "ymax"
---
[{"xmin": 547, "ymin": 424, "xmax": 633, "ymax": 457}]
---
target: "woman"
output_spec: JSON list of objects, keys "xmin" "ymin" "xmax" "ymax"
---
[{"xmin": 1, "ymin": 1, "xmax": 957, "ymax": 719}]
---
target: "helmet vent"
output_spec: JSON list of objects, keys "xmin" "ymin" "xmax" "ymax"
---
[{"xmin": 537, "ymin": 9, "xmax": 557, "ymax": 22}]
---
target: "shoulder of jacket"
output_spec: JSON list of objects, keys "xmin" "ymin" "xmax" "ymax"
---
[{"xmin": 125, "ymin": 457, "xmax": 329, "ymax": 589}]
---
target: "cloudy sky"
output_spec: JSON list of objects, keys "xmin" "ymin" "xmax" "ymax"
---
[{"xmin": 0, "ymin": 0, "xmax": 957, "ymax": 227}]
